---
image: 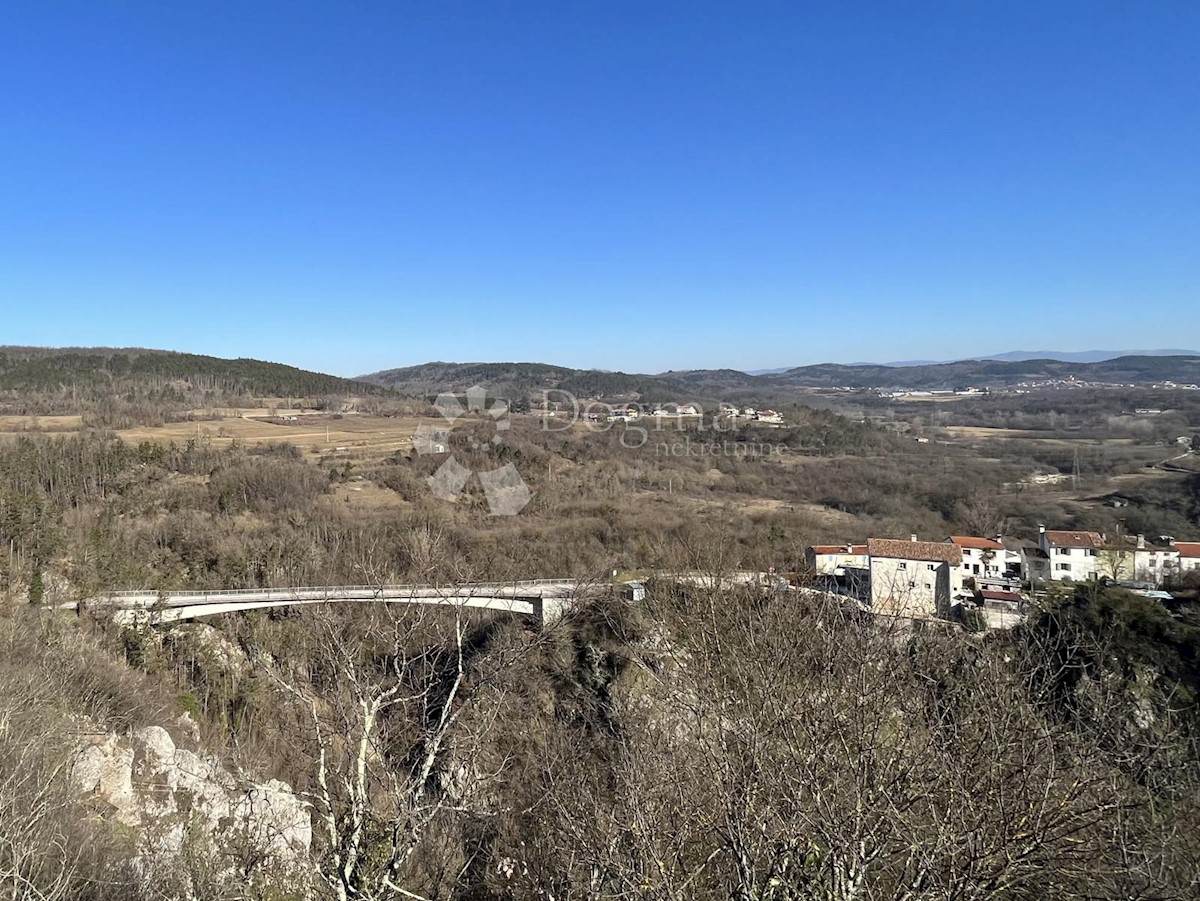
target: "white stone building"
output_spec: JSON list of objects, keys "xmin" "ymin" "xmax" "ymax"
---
[
  {"xmin": 806, "ymin": 543, "xmax": 869, "ymax": 576},
  {"xmin": 947, "ymin": 536, "xmax": 1014, "ymax": 584},
  {"xmin": 867, "ymin": 537, "xmax": 964, "ymax": 618},
  {"xmin": 1132, "ymin": 536, "xmax": 1181, "ymax": 583},
  {"xmin": 1038, "ymin": 527, "xmax": 1103, "ymax": 581},
  {"xmin": 1174, "ymin": 541, "xmax": 1200, "ymax": 576}
]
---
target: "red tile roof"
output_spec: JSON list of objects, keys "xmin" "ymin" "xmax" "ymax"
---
[
  {"xmin": 1174, "ymin": 542, "xmax": 1200, "ymax": 559},
  {"xmin": 949, "ymin": 536, "xmax": 1005, "ymax": 551},
  {"xmin": 1044, "ymin": 530, "xmax": 1104, "ymax": 549},
  {"xmin": 867, "ymin": 538, "xmax": 963, "ymax": 565},
  {"xmin": 809, "ymin": 545, "xmax": 868, "ymax": 555}
]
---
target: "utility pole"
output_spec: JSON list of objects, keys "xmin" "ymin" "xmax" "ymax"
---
[{"xmin": 1072, "ymin": 447, "xmax": 1081, "ymax": 491}]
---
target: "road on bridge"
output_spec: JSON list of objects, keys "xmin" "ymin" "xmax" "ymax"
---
[{"xmin": 76, "ymin": 580, "xmax": 582, "ymax": 628}]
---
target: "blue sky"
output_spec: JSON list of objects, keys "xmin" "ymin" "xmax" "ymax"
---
[{"xmin": 2, "ymin": 1, "xmax": 1198, "ymax": 376}]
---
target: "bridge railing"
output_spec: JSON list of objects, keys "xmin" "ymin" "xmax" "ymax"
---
[{"xmin": 88, "ymin": 578, "xmax": 578, "ymax": 602}]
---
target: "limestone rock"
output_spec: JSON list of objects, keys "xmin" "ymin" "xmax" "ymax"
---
[{"xmin": 71, "ymin": 723, "xmax": 311, "ymax": 879}]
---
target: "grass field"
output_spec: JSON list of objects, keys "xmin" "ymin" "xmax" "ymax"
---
[
  {"xmin": 941, "ymin": 425, "xmax": 1050, "ymax": 439},
  {"xmin": 0, "ymin": 414, "xmax": 85, "ymax": 433},
  {"xmin": 116, "ymin": 414, "xmax": 450, "ymax": 459},
  {"xmin": 0, "ymin": 409, "xmax": 458, "ymax": 460}
]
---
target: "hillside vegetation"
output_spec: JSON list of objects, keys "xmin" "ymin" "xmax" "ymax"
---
[
  {"xmin": 360, "ymin": 354, "xmax": 1200, "ymax": 399},
  {"xmin": 0, "ymin": 346, "xmax": 388, "ymax": 426},
  {"xmin": 1, "ymin": 359, "xmax": 1198, "ymax": 899},
  {"xmin": 0, "ymin": 346, "xmax": 380, "ymax": 396},
  {"xmin": 5, "ymin": 578, "xmax": 1200, "ymax": 899}
]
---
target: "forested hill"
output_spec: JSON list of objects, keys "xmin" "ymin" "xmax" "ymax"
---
[
  {"xmin": 0, "ymin": 347, "xmax": 389, "ymax": 425},
  {"xmin": 360, "ymin": 354, "xmax": 1200, "ymax": 398},
  {"xmin": 0, "ymin": 347, "xmax": 382, "ymax": 397},
  {"xmin": 768, "ymin": 354, "xmax": 1200, "ymax": 389},
  {"xmin": 362, "ymin": 361, "xmax": 699, "ymax": 400}
]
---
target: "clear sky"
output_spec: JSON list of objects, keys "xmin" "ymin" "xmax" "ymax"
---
[{"xmin": 2, "ymin": 1, "xmax": 1197, "ymax": 376}]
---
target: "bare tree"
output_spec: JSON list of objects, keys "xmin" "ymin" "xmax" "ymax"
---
[
  {"xmin": 0, "ymin": 626, "xmax": 85, "ymax": 901},
  {"xmin": 953, "ymin": 494, "xmax": 1007, "ymax": 539},
  {"xmin": 495, "ymin": 585, "xmax": 1193, "ymax": 900},
  {"xmin": 257, "ymin": 600, "xmax": 537, "ymax": 900}
]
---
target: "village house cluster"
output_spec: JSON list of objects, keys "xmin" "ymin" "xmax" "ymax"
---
[
  {"xmin": 579, "ymin": 402, "xmax": 784, "ymax": 424},
  {"xmin": 806, "ymin": 529, "xmax": 1200, "ymax": 626}
]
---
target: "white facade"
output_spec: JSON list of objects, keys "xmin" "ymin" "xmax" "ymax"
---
[
  {"xmin": 807, "ymin": 545, "xmax": 868, "ymax": 575},
  {"xmin": 867, "ymin": 539, "xmax": 964, "ymax": 618},
  {"xmin": 869, "ymin": 557, "xmax": 954, "ymax": 617},
  {"xmin": 1039, "ymin": 529, "xmax": 1103, "ymax": 581},
  {"xmin": 1048, "ymin": 546, "xmax": 1099, "ymax": 581},
  {"xmin": 1133, "ymin": 545, "xmax": 1180, "ymax": 583},
  {"xmin": 1174, "ymin": 543, "xmax": 1200, "ymax": 575},
  {"xmin": 949, "ymin": 538, "xmax": 1007, "ymax": 581}
]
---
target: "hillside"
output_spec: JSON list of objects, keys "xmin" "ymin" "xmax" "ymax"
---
[
  {"xmin": 363, "ymin": 361, "xmax": 697, "ymax": 400},
  {"xmin": 768, "ymin": 354, "xmax": 1200, "ymax": 389},
  {"xmin": 979, "ymin": 349, "xmax": 1200, "ymax": 363},
  {"xmin": 360, "ymin": 354, "xmax": 1200, "ymax": 399},
  {"xmin": 0, "ymin": 347, "xmax": 382, "ymax": 397}
]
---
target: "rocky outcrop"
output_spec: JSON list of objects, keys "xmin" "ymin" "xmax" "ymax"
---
[{"xmin": 71, "ymin": 724, "xmax": 311, "ymax": 880}]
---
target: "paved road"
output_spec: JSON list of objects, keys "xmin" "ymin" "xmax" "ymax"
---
[{"xmin": 78, "ymin": 580, "xmax": 580, "ymax": 626}]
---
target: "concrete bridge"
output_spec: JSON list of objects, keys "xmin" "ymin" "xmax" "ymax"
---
[{"xmin": 81, "ymin": 579, "xmax": 581, "ymax": 628}]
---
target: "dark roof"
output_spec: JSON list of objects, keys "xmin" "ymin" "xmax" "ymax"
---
[
  {"xmin": 981, "ymin": 589, "xmax": 1023, "ymax": 603},
  {"xmin": 868, "ymin": 538, "xmax": 962, "ymax": 565}
]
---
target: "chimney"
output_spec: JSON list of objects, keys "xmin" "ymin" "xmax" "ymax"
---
[
  {"xmin": 911, "ymin": 534, "xmax": 918, "ymax": 543},
  {"xmin": 845, "ymin": 543, "xmax": 854, "ymax": 554},
  {"xmin": 1038, "ymin": 524, "xmax": 1046, "ymax": 535},
  {"xmin": 1137, "ymin": 534, "xmax": 1146, "ymax": 549}
]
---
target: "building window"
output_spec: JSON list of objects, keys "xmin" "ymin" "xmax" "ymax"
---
[
  {"xmin": 908, "ymin": 581, "xmax": 916, "ymax": 589},
  {"xmin": 898, "ymin": 562, "xmax": 907, "ymax": 570},
  {"xmin": 1057, "ymin": 563, "xmax": 1070, "ymax": 571}
]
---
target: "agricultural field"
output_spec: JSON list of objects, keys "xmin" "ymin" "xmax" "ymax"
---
[
  {"xmin": 0, "ymin": 407, "xmax": 454, "ymax": 461},
  {"xmin": 0, "ymin": 413, "xmax": 85, "ymax": 435},
  {"xmin": 115, "ymin": 413, "xmax": 450, "ymax": 460}
]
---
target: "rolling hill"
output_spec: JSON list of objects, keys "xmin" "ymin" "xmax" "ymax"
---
[
  {"xmin": 766, "ymin": 355, "xmax": 1200, "ymax": 389},
  {"xmin": 361, "ymin": 354, "xmax": 1200, "ymax": 399},
  {"xmin": 0, "ymin": 347, "xmax": 384, "ymax": 398},
  {"xmin": 363, "ymin": 361, "xmax": 698, "ymax": 400}
]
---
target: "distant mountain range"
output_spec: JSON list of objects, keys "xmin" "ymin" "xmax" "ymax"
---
[
  {"xmin": 3, "ymin": 347, "xmax": 1197, "ymax": 408},
  {"xmin": 361, "ymin": 354, "xmax": 1200, "ymax": 400},
  {"xmin": 748, "ymin": 349, "xmax": 1200, "ymax": 374}
]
